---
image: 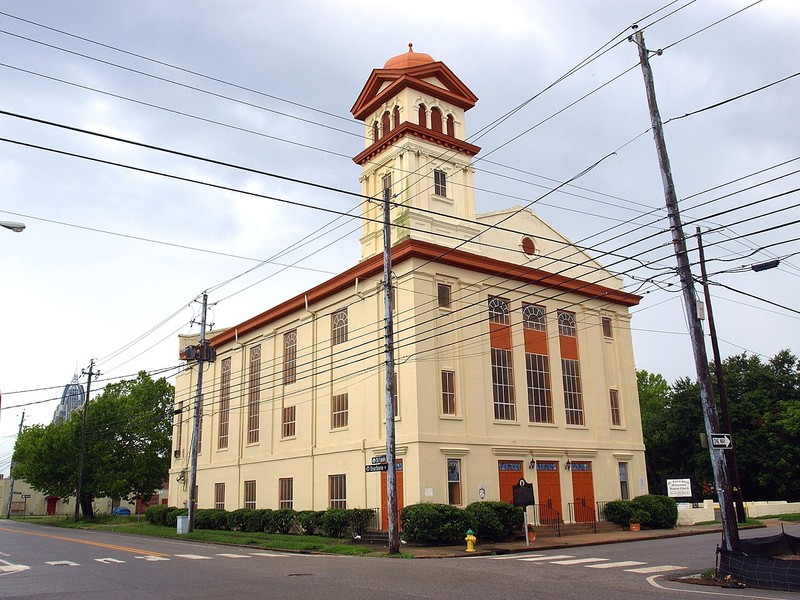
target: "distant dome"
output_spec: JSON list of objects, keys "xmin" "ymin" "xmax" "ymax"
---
[{"xmin": 384, "ymin": 43, "xmax": 434, "ymax": 69}]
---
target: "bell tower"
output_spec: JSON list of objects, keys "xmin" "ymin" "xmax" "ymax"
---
[{"xmin": 351, "ymin": 44, "xmax": 482, "ymax": 259}]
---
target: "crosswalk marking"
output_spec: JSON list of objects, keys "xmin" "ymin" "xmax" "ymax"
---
[
  {"xmin": 175, "ymin": 554, "xmax": 213, "ymax": 560},
  {"xmin": 586, "ymin": 560, "xmax": 646, "ymax": 569},
  {"xmin": 216, "ymin": 553, "xmax": 250, "ymax": 559},
  {"xmin": 250, "ymin": 552, "xmax": 286, "ymax": 557},
  {"xmin": 551, "ymin": 557, "xmax": 609, "ymax": 565},
  {"xmin": 488, "ymin": 554, "xmax": 544, "ymax": 560},
  {"xmin": 519, "ymin": 554, "xmax": 574, "ymax": 562},
  {"xmin": 625, "ymin": 565, "xmax": 685, "ymax": 574}
]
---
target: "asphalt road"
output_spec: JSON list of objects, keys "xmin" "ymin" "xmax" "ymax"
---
[{"xmin": 0, "ymin": 520, "xmax": 796, "ymax": 599}]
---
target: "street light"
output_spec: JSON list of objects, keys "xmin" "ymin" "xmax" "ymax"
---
[{"xmin": 1, "ymin": 221, "xmax": 25, "ymax": 233}]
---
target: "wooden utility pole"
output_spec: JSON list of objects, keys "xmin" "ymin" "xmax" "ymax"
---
[
  {"xmin": 5, "ymin": 411, "xmax": 24, "ymax": 518},
  {"xmin": 187, "ymin": 292, "xmax": 208, "ymax": 533},
  {"xmin": 74, "ymin": 360, "xmax": 98, "ymax": 522},
  {"xmin": 382, "ymin": 186, "xmax": 400, "ymax": 555},
  {"xmin": 696, "ymin": 228, "xmax": 747, "ymax": 523},
  {"xmin": 633, "ymin": 29, "xmax": 739, "ymax": 551}
]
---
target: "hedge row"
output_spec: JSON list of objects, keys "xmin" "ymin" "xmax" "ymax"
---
[
  {"xmin": 144, "ymin": 504, "xmax": 374, "ymax": 538},
  {"xmin": 603, "ymin": 495, "xmax": 678, "ymax": 529},
  {"xmin": 400, "ymin": 501, "xmax": 524, "ymax": 544}
]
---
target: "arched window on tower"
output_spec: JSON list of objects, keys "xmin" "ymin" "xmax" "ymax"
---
[
  {"xmin": 430, "ymin": 107, "xmax": 443, "ymax": 133},
  {"xmin": 393, "ymin": 105, "xmax": 401, "ymax": 129},
  {"xmin": 381, "ymin": 111, "xmax": 391, "ymax": 137},
  {"xmin": 418, "ymin": 104, "xmax": 427, "ymax": 128},
  {"xmin": 372, "ymin": 121, "xmax": 379, "ymax": 143},
  {"xmin": 446, "ymin": 114, "xmax": 455, "ymax": 137}
]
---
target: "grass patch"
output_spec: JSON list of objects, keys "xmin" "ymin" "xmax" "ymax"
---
[
  {"xmin": 12, "ymin": 516, "xmax": 376, "ymax": 556},
  {"xmin": 693, "ymin": 518, "xmax": 763, "ymax": 527},
  {"xmin": 758, "ymin": 513, "xmax": 800, "ymax": 522}
]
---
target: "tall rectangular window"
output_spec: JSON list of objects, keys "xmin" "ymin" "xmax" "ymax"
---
[
  {"xmin": 248, "ymin": 346, "xmax": 261, "ymax": 444},
  {"xmin": 283, "ymin": 330, "xmax": 297, "ymax": 385},
  {"xmin": 602, "ymin": 317, "xmax": 613, "ymax": 338},
  {"xmin": 279, "ymin": 478, "xmax": 293, "ymax": 509},
  {"xmin": 437, "ymin": 283, "xmax": 451, "ymax": 308},
  {"xmin": 331, "ymin": 308, "xmax": 348, "ymax": 345},
  {"xmin": 434, "ymin": 169, "xmax": 447, "ymax": 196},
  {"xmin": 244, "ymin": 480, "xmax": 256, "ymax": 510},
  {"xmin": 382, "ymin": 173, "xmax": 392, "ymax": 201},
  {"xmin": 329, "ymin": 474, "xmax": 346, "ymax": 509},
  {"xmin": 282, "ymin": 405, "xmax": 296, "ymax": 438},
  {"xmin": 214, "ymin": 483, "xmax": 225, "ymax": 510},
  {"xmin": 562, "ymin": 358, "xmax": 585, "ymax": 425},
  {"xmin": 197, "ymin": 394, "xmax": 204, "ymax": 454},
  {"xmin": 174, "ymin": 401, "xmax": 183, "ymax": 456},
  {"xmin": 441, "ymin": 370, "xmax": 456, "ymax": 415},
  {"xmin": 619, "ymin": 463, "xmax": 629, "ymax": 500},
  {"xmin": 447, "ymin": 459, "xmax": 462, "ymax": 505},
  {"xmin": 526, "ymin": 353, "xmax": 553, "ymax": 423},
  {"xmin": 609, "ymin": 389, "xmax": 622, "ymax": 426},
  {"xmin": 331, "ymin": 393, "xmax": 348, "ymax": 429},
  {"xmin": 491, "ymin": 348, "xmax": 516, "ymax": 420},
  {"xmin": 218, "ymin": 358, "xmax": 231, "ymax": 449},
  {"xmin": 392, "ymin": 371, "xmax": 399, "ymax": 418}
]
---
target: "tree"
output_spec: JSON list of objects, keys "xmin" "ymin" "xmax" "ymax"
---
[{"xmin": 12, "ymin": 371, "xmax": 174, "ymax": 518}]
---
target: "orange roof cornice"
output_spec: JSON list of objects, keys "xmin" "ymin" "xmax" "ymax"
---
[
  {"xmin": 351, "ymin": 62, "xmax": 478, "ymax": 121},
  {"xmin": 353, "ymin": 122, "xmax": 480, "ymax": 165},
  {"xmin": 208, "ymin": 239, "xmax": 641, "ymax": 349}
]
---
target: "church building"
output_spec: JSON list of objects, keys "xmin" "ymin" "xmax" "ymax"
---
[{"xmin": 169, "ymin": 46, "xmax": 647, "ymax": 527}]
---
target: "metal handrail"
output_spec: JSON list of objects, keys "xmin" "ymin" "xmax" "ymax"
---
[
  {"xmin": 534, "ymin": 502, "xmax": 562, "ymax": 536},
  {"xmin": 569, "ymin": 498, "xmax": 598, "ymax": 533}
]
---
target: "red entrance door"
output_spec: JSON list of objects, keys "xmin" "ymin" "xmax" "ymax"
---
[
  {"xmin": 536, "ymin": 461, "xmax": 563, "ymax": 524},
  {"xmin": 380, "ymin": 459, "xmax": 404, "ymax": 531},
  {"xmin": 498, "ymin": 460, "xmax": 524, "ymax": 504},
  {"xmin": 571, "ymin": 462, "xmax": 595, "ymax": 523},
  {"xmin": 46, "ymin": 497, "xmax": 59, "ymax": 515}
]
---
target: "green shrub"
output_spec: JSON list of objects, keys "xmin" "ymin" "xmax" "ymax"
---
[
  {"xmin": 195, "ymin": 509, "xmax": 229, "ymax": 530},
  {"xmin": 603, "ymin": 500, "xmax": 634, "ymax": 526},
  {"xmin": 631, "ymin": 495, "xmax": 678, "ymax": 529},
  {"xmin": 260, "ymin": 509, "xmax": 278, "ymax": 533},
  {"xmin": 244, "ymin": 509, "xmax": 271, "ymax": 533},
  {"xmin": 166, "ymin": 507, "xmax": 188, "ymax": 527},
  {"xmin": 296, "ymin": 510, "xmax": 324, "ymax": 535},
  {"xmin": 348, "ymin": 508, "xmax": 376, "ymax": 536},
  {"xmin": 320, "ymin": 509, "xmax": 351, "ymax": 538},
  {"xmin": 226, "ymin": 508, "xmax": 254, "ymax": 531},
  {"xmin": 272, "ymin": 509, "xmax": 297, "ymax": 534},
  {"xmin": 146, "ymin": 504, "xmax": 173, "ymax": 526},
  {"xmin": 400, "ymin": 503, "xmax": 468, "ymax": 545},
  {"xmin": 465, "ymin": 501, "xmax": 523, "ymax": 541}
]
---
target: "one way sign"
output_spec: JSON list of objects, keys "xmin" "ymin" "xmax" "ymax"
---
[{"xmin": 710, "ymin": 433, "xmax": 733, "ymax": 449}]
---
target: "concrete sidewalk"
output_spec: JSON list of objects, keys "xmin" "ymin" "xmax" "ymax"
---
[{"xmin": 392, "ymin": 522, "xmax": 762, "ymax": 558}]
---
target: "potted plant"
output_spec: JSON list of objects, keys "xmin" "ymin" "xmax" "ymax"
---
[
  {"xmin": 526, "ymin": 523, "xmax": 537, "ymax": 542},
  {"xmin": 629, "ymin": 518, "xmax": 641, "ymax": 532}
]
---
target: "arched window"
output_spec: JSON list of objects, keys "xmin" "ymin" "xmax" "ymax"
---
[
  {"xmin": 393, "ymin": 105, "xmax": 401, "ymax": 129},
  {"xmin": 558, "ymin": 311, "xmax": 577, "ymax": 337},
  {"xmin": 446, "ymin": 114, "xmax": 455, "ymax": 137},
  {"xmin": 488, "ymin": 296, "xmax": 510, "ymax": 325},
  {"xmin": 372, "ymin": 122, "xmax": 378, "ymax": 143},
  {"xmin": 430, "ymin": 107, "xmax": 443, "ymax": 133},
  {"xmin": 418, "ymin": 104, "xmax": 427, "ymax": 128},
  {"xmin": 522, "ymin": 303, "xmax": 546, "ymax": 331},
  {"xmin": 381, "ymin": 111, "xmax": 391, "ymax": 137}
]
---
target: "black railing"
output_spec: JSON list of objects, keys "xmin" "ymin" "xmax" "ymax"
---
[
  {"xmin": 568, "ymin": 498, "xmax": 597, "ymax": 533},
  {"xmin": 533, "ymin": 502, "xmax": 562, "ymax": 536}
]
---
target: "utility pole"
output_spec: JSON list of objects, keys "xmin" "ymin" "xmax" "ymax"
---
[
  {"xmin": 74, "ymin": 360, "xmax": 99, "ymax": 522},
  {"xmin": 382, "ymin": 186, "xmax": 400, "ymax": 555},
  {"xmin": 5, "ymin": 411, "xmax": 24, "ymax": 519},
  {"xmin": 696, "ymin": 228, "xmax": 746, "ymax": 523},
  {"xmin": 187, "ymin": 292, "xmax": 208, "ymax": 533},
  {"xmin": 632, "ymin": 29, "xmax": 739, "ymax": 551}
]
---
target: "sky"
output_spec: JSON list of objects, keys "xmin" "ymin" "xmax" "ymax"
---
[{"xmin": 1, "ymin": 0, "xmax": 798, "ymax": 475}]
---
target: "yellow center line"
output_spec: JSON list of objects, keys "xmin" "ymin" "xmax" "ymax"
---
[{"xmin": 0, "ymin": 526, "xmax": 170, "ymax": 557}]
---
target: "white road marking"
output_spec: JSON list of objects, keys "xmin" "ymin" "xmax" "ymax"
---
[
  {"xmin": 587, "ymin": 560, "xmax": 646, "ymax": 569},
  {"xmin": 551, "ymin": 557, "xmax": 610, "ymax": 565},
  {"xmin": 216, "ymin": 553, "xmax": 251, "ymax": 559},
  {"xmin": 95, "ymin": 558, "xmax": 125, "ymax": 564},
  {"xmin": 626, "ymin": 564, "xmax": 685, "ymax": 574},
  {"xmin": 250, "ymin": 552, "xmax": 287, "ymax": 557},
  {"xmin": 488, "ymin": 554, "xmax": 544, "ymax": 560},
  {"xmin": 0, "ymin": 559, "xmax": 30, "ymax": 574},
  {"xmin": 135, "ymin": 555, "xmax": 171, "ymax": 562},
  {"xmin": 647, "ymin": 574, "xmax": 781, "ymax": 599},
  {"xmin": 519, "ymin": 554, "xmax": 575, "ymax": 562},
  {"xmin": 175, "ymin": 554, "xmax": 212, "ymax": 560},
  {"xmin": 46, "ymin": 561, "xmax": 80, "ymax": 567},
  {"xmin": 0, "ymin": 552, "xmax": 10, "ymax": 557}
]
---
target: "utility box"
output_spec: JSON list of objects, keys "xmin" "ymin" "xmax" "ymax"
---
[{"xmin": 176, "ymin": 515, "xmax": 189, "ymax": 534}]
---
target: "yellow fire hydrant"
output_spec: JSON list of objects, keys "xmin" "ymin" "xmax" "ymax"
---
[{"xmin": 465, "ymin": 529, "xmax": 477, "ymax": 553}]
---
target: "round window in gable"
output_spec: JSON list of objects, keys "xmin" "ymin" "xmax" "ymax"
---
[{"xmin": 521, "ymin": 236, "xmax": 536, "ymax": 256}]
